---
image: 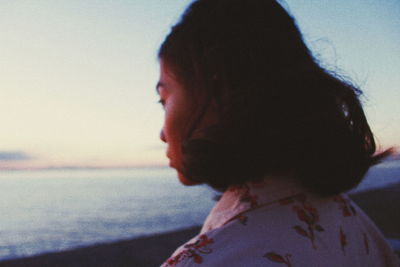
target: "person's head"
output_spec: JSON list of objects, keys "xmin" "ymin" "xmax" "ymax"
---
[{"xmin": 157, "ymin": 0, "xmax": 391, "ymax": 195}]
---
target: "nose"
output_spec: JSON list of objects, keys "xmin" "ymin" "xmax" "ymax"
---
[{"xmin": 160, "ymin": 129, "xmax": 166, "ymax": 143}]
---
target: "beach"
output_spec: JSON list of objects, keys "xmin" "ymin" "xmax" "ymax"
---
[{"xmin": 1, "ymin": 183, "xmax": 399, "ymax": 267}]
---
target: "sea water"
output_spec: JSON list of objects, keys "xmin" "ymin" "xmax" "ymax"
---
[
  {"xmin": 0, "ymin": 161, "xmax": 399, "ymax": 261},
  {"xmin": 0, "ymin": 168, "xmax": 216, "ymax": 260}
]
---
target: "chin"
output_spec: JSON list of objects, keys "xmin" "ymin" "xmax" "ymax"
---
[{"xmin": 178, "ymin": 172, "xmax": 200, "ymax": 186}]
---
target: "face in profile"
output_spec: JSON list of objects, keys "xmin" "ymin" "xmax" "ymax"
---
[{"xmin": 157, "ymin": 60, "xmax": 200, "ymax": 185}]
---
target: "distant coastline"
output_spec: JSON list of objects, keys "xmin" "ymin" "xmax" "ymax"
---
[
  {"xmin": 1, "ymin": 153, "xmax": 399, "ymax": 172},
  {"xmin": 0, "ymin": 164, "xmax": 169, "ymax": 172}
]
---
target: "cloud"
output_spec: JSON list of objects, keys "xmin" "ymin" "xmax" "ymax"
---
[{"xmin": 0, "ymin": 151, "xmax": 31, "ymax": 161}]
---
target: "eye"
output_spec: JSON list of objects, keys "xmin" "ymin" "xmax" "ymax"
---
[{"xmin": 157, "ymin": 99, "xmax": 166, "ymax": 106}]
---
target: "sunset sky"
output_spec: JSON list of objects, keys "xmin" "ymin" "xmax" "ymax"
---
[{"xmin": 1, "ymin": 0, "xmax": 399, "ymax": 169}]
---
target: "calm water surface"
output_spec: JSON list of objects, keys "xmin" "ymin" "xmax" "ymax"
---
[
  {"xmin": 0, "ymin": 162, "xmax": 399, "ymax": 260},
  {"xmin": 0, "ymin": 168, "xmax": 216, "ymax": 260}
]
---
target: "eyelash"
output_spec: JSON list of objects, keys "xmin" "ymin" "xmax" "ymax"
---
[{"xmin": 158, "ymin": 99, "xmax": 165, "ymax": 106}]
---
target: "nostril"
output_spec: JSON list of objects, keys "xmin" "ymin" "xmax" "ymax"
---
[{"xmin": 160, "ymin": 129, "xmax": 166, "ymax": 143}]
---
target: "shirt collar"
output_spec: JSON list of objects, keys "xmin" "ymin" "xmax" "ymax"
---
[{"xmin": 201, "ymin": 176, "xmax": 306, "ymax": 233}]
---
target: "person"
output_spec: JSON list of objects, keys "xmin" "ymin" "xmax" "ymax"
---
[{"xmin": 156, "ymin": 0, "xmax": 399, "ymax": 266}]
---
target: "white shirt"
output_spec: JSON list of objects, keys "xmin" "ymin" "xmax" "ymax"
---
[{"xmin": 161, "ymin": 178, "xmax": 399, "ymax": 267}]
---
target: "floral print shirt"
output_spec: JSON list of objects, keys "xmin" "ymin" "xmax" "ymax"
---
[{"xmin": 161, "ymin": 177, "xmax": 399, "ymax": 267}]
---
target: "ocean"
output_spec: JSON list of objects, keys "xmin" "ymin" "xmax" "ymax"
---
[{"xmin": 0, "ymin": 161, "xmax": 399, "ymax": 261}]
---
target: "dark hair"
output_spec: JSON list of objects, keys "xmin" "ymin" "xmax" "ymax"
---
[{"xmin": 158, "ymin": 0, "xmax": 392, "ymax": 195}]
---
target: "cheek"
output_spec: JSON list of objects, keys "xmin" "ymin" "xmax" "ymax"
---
[
  {"xmin": 163, "ymin": 112, "xmax": 185, "ymax": 160},
  {"xmin": 164, "ymin": 106, "xmax": 191, "ymax": 144}
]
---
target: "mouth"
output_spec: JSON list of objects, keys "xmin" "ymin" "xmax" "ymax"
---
[
  {"xmin": 168, "ymin": 159, "xmax": 177, "ymax": 169},
  {"xmin": 166, "ymin": 154, "xmax": 173, "ymax": 167},
  {"xmin": 167, "ymin": 157, "xmax": 174, "ymax": 167}
]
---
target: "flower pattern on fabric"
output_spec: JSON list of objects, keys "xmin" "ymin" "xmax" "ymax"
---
[
  {"xmin": 363, "ymin": 232, "xmax": 370, "ymax": 255},
  {"xmin": 264, "ymin": 252, "xmax": 293, "ymax": 267},
  {"xmin": 291, "ymin": 194, "xmax": 324, "ymax": 249},
  {"xmin": 235, "ymin": 214, "xmax": 248, "ymax": 225},
  {"xmin": 333, "ymin": 195, "xmax": 356, "ymax": 217},
  {"xmin": 228, "ymin": 185, "xmax": 243, "ymax": 193},
  {"xmin": 162, "ymin": 178, "xmax": 400, "ymax": 266},
  {"xmin": 340, "ymin": 226, "xmax": 348, "ymax": 255},
  {"xmin": 163, "ymin": 235, "xmax": 214, "ymax": 266},
  {"xmin": 228, "ymin": 184, "xmax": 259, "ymax": 207},
  {"xmin": 239, "ymin": 184, "xmax": 259, "ymax": 208},
  {"xmin": 279, "ymin": 196, "xmax": 295, "ymax": 206}
]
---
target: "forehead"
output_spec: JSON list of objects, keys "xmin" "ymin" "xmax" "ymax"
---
[
  {"xmin": 160, "ymin": 60, "xmax": 177, "ymax": 81},
  {"xmin": 157, "ymin": 60, "xmax": 181, "ymax": 92}
]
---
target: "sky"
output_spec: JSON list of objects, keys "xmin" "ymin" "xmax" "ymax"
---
[{"xmin": 0, "ymin": 0, "xmax": 399, "ymax": 169}]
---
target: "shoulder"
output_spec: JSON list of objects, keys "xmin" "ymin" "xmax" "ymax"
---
[
  {"xmin": 162, "ymin": 193, "xmax": 399, "ymax": 267},
  {"xmin": 162, "ymin": 193, "xmax": 316, "ymax": 266}
]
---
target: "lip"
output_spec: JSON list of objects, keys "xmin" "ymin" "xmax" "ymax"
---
[
  {"xmin": 166, "ymin": 155, "xmax": 173, "ymax": 167},
  {"xmin": 168, "ymin": 158, "xmax": 176, "ymax": 168}
]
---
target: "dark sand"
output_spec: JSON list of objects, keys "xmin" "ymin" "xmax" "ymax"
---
[
  {"xmin": 1, "ymin": 184, "xmax": 399, "ymax": 267},
  {"xmin": 350, "ymin": 183, "xmax": 400, "ymax": 240},
  {"xmin": 0, "ymin": 227, "xmax": 201, "ymax": 267}
]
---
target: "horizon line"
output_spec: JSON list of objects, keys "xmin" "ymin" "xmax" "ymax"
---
[{"xmin": 0, "ymin": 164, "xmax": 169, "ymax": 171}]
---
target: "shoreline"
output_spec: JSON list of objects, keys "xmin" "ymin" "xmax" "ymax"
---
[
  {"xmin": 0, "ymin": 226, "xmax": 202, "ymax": 267},
  {"xmin": 1, "ymin": 183, "xmax": 399, "ymax": 266}
]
